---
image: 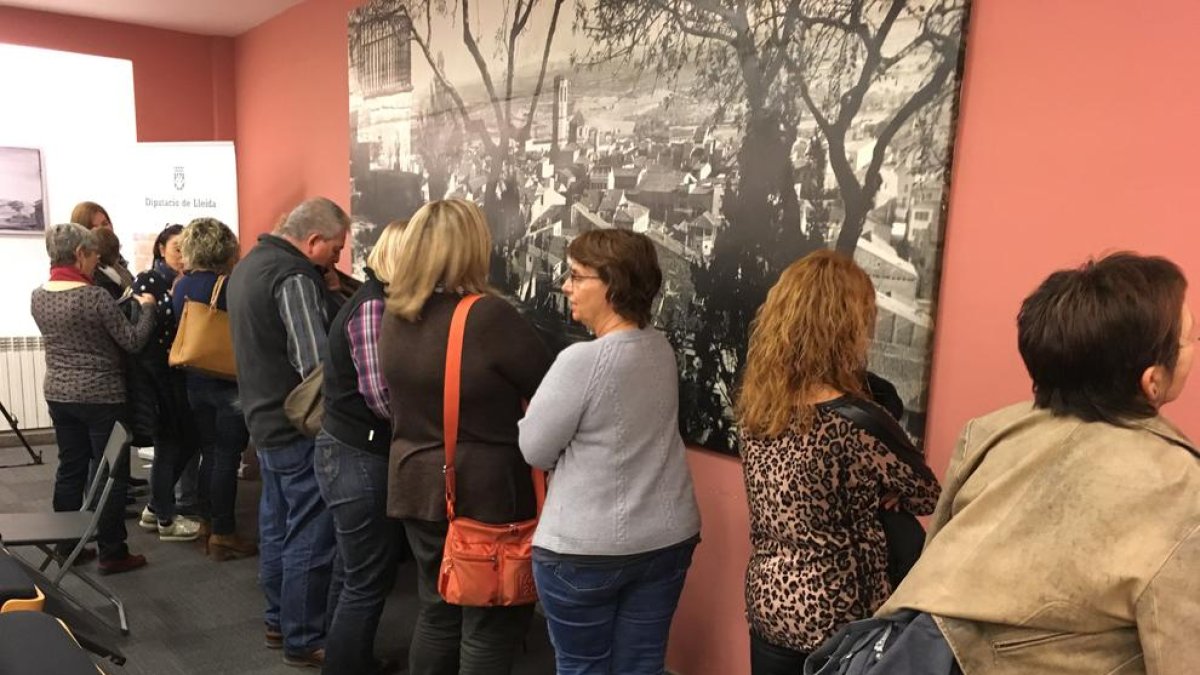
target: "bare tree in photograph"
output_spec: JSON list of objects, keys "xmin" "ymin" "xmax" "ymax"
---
[
  {"xmin": 413, "ymin": 69, "xmax": 465, "ymax": 201},
  {"xmin": 346, "ymin": 0, "xmax": 970, "ymax": 454},
  {"xmin": 576, "ymin": 0, "xmax": 967, "ymax": 451},
  {"xmin": 785, "ymin": 0, "xmax": 967, "ymax": 253},
  {"xmin": 374, "ymin": 0, "xmax": 569, "ymax": 241},
  {"xmin": 580, "ymin": 0, "xmax": 823, "ymax": 449},
  {"xmin": 582, "ymin": 0, "xmax": 812, "ymax": 265}
]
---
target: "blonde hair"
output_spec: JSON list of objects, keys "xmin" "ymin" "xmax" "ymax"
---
[
  {"xmin": 385, "ymin": 200, "xmax": 493, "ymax": 321},
  {"xmin": 366, "ymin": 220, "xmax": 408, "ymax": 285},
  {"xmin": 736, "ymin": 250, "xmax": 877, "ymax": 438},
  {"xmin": 180, "ymin": 218, "xmax": 239, "ymax": 272}
]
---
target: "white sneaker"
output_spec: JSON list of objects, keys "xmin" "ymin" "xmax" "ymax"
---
[
  {"xmin": 136, "ymin": 446, "xmax": 155, "ymax": 462},
  {"xmin": 158, "ymin": 516, "xmax": 202, "ymax": 542},
  {"xmin": 138, "ymin": 506, "xmax": 158, "ymax": 532}
]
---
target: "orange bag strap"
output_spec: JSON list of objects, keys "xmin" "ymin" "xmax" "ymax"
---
[
  {"xmin": 210, "ymin": 275, "xmax": 226, "ymax": 310},
  {"xmin": 444, "ymin": 294, "xmax": 482, "ymax": 521},
  {"xmin": 443, "ymin": 294, "xmax": 546, "ymax": 521}
]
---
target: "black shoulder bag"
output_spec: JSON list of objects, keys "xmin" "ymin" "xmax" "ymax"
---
[{"xmin": 827, "ymin": 397, "xmax": 935, "ymax": 588}]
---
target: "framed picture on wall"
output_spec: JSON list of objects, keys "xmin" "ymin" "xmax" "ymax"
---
[
  {"xmin": 347, "ymin": 0, "xmax": 972, "ymax": 456},
  {"xmin": 0, "ymin": 146, "xmax": 48, "ymax": 234}
]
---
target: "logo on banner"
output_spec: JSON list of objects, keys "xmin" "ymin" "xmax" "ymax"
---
[{"xmin": 173, "ymin": 166, "xmax": 186, "ymax": 191}]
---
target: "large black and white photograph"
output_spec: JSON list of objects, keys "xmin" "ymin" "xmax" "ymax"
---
[
  {"xmin": 0, "ymin": 146, "xmax": 48, "ymax": 234},
  {"xmin": 348, "ymin": 0, "xmax": 971, "ymax": 454}
]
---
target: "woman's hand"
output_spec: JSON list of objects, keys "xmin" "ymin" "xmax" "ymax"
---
[
  {"xmin": 137, "ymin": 293, "xmax": 156, "ymax": 306},
  {"xmin": 881, "ymin": 492, "xmax": 901, "ymax": 511}
]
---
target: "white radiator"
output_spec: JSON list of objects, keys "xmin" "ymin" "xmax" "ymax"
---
[{"xmin": 0, "ymin": 336, "xmax": 52, "ymax": 430}]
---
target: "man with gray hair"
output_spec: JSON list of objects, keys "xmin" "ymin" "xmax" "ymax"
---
[{"xmin": 227, "ymin": 197, "xmax": 349, "ymax": 668}]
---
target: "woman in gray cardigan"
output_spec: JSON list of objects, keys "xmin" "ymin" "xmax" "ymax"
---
[{"xmin": 519, "ymin": 228, "xmax": 701, "ymax": 675}]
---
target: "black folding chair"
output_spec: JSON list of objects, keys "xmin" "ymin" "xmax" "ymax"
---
[
  {"xmin": 0, "ymin": 423, "xmax": 131, "ymax": 634},
  {"xmin": 0, "ymin": 610, "xmax": 109, "ymax": 674}
]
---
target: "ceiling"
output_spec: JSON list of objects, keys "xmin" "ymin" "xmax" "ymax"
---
[{"xmin": 5, "ymin": 0, "xmax": 307, "ymax": 36}]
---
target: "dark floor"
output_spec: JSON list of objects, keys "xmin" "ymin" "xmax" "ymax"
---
[{"xmin": 0, "ymin": 444, "xmax": 556, "ymax": 674}]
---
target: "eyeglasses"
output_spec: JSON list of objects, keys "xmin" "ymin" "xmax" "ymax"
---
[{"xmin": 565, "ymin": 271, "xmax": 601, "ymax": 285}]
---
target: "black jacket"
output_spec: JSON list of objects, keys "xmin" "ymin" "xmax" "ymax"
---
[
  {"xmin": 227, "ymin": 235, "xmax": 331, "ymax": 449},
  {"xmin": 127, "ymin": 266, "xmax": 193, "ymax": 447},
  {"xmin": 321, "ymin": 269, "xmax": 390, "ymax": 455}
]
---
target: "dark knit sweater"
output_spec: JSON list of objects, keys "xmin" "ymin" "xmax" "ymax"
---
[
  {"xmin": 30, "ymin": 284, "xmax": 155, "ymax": 404},
  {"xmin": 380, "ymin": 292, "xmax": 551, "ymax": 523}
]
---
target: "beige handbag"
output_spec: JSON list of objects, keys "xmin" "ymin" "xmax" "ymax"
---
[
  {"xmin": 169, "ymin": 275, "xmax": 237, "ymax": 380},
  {"xmin": 284, "ymin": 363, "xmax": 324, "ymax": 437}
]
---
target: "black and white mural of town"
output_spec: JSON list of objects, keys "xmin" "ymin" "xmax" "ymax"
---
[{"xmin": 348, "ymin": 0, "xmax": 971, "ymax": 455}]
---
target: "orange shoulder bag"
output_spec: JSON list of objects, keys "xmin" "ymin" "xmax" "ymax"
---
[{"xmin": 437, "ymin": 294, "xmax": 545, "ymax": 607}]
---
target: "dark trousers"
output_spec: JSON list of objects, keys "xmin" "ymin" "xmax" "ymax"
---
[
  {"xmin": 47, "ymin": 401, "xmax": 129, "ymax": 562},
  {"xmin": 189, "ymin": 384, "xmax": 249, "ymax": 535},
  {"xmin": 315, "ymin": 433, "xmax": 403, "ymax": 675},
  {"xmin": 532, "ymin": 540, "xmax": 697, "ymax": 675},
  {"xmin": 148, "ymin": 372, "xmax": 200, "ymax": 523},
  {"xmin": 750, "ymin": 631, "xmax": 809, "ymax": 675},
  {"xmin": 403, "ymin": 519, "xmax": 534, "ymax": 675}
]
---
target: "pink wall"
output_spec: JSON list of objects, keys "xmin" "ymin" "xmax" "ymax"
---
[
  {"xmin": 0, "ymin": 6, "xmax": 235, "ymax": 142},
  {"xmin": 232, "ymin": 0, "xmax": 358, "ymax": 249},
  {"xmin": 669, "ymin": 1, "xmax": 1200, "ymax": 672},
  {"xmin": 923, "ymin": 0, "xmax": 1200, "ymax": 476},
  {"xmin": 230, "ymin": 1, "xmax": 1200, "ymax": 673}
]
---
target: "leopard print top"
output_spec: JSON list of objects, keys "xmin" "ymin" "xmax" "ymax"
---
[{"xmin": 740, "ymin": 400, "xmax": 942, "ymax": 653}]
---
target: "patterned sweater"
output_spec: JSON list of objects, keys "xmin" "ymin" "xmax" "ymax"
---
[
  {"xmin": 30, "ymin": 283, "xmax": 155, "ymax": 404},
  {"xmin": 740, "ymin": 402, "xmax": 942, "ymax": 652}
]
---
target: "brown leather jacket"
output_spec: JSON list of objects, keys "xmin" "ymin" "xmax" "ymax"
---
[{"xmin": 880, "ymin": 403, "xmax": 1199, "ymax": 674}]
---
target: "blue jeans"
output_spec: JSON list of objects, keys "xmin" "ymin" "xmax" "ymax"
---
[
  {"xmin": 257, "ymin": 438, "xmax": 336, "ymax": 655},
  {"xmin": 314, "ymin": 432, "xmax": 403, "ymax": 675},
  {"xmin": 533, "ymin": 540, "xmax": 697, "ymax": 675},
  {"xmin": 188, "ymin": 384, "xmax": 249, "ymax": 535}
]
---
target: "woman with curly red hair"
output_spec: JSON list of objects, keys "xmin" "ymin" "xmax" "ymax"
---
[{"xmin": 736, "ymin": 250, "xmax": 941, "ymax": 675}]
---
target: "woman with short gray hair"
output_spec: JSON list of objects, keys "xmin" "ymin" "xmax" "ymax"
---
[{"xmin": 31, "ymin": 223, "xmax": 158, "ymax": 574}]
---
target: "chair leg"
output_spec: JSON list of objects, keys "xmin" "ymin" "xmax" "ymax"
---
[
  {"xmin": 37, "ymin": 544, "xmax": 57, "ymax": 573},
  {"xmin": 51, "ymin": 542, "xmax": 90, "ymax": 586},
  {"xmin": 68, "ymin": 567, "xmax": 129, "ymax": 635},
  {"xmin": 8, "ymin": 551, "xmax": 129, "ymax": 635}
]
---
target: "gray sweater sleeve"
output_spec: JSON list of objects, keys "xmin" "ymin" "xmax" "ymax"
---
[
  {"xmin": 519, "ymin": 343, "xmax": 596, "ymax": 470},
  {"xmin": 96, "ymin": 290, "xmax": 155, "ymax": 353}
]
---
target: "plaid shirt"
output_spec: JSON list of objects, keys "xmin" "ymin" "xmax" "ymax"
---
[{"xmin": 347, "ymin": 298, "xmax": 389, "ymax": 419}]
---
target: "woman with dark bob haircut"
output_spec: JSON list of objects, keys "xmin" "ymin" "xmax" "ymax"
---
[
  {"xmin": 520, "ymin": 228, "xmax": 701, "ymax": 675},
  {"xmin": 878, "ymin": 252, "xmax": 1199, "ymax": 673}
]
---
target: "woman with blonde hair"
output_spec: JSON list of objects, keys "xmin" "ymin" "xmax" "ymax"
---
[
  {"xmin": 378, "ymin": 200, "xmax": 551, "ymax": 675},
  {"xmin": 736, "ymin": 250, "xmax": 941, "ymax": 675},
  {"xmin": 317, "ymin": 220, "xmax": 408, "ymax": 675},
  {"xmin": 168, "ymin": 217, "xmax": 256, "ymax": 559}
]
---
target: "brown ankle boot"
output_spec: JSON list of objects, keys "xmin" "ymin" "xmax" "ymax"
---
[{"xmin": 207, "ymin": 533, "xmax": 258, "ymax": 561}]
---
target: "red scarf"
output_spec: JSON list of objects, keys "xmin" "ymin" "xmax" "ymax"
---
[{"xmin": 49, "ymin": 265, "xmax": 93, "ymax": 285}]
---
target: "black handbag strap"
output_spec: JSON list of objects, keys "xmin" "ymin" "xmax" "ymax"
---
[{"xmin": 827, "ymin": 397, "xmax": 934, "ymax": 480}]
